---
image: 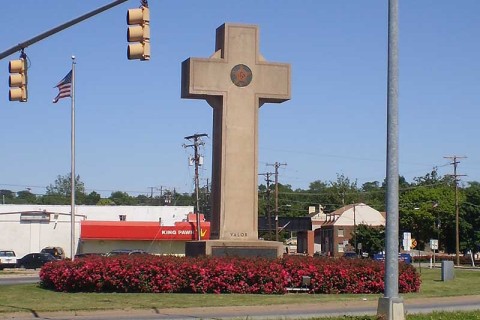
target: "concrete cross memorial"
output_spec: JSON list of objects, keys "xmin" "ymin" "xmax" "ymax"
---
[{"xmin": 181, "ymin": 23, "xmax": 291, "ymax": 257}]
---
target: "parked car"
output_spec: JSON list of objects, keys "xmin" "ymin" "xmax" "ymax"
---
[
  {"xmin": 17, "ymin": 253, "xmax": 56, "ymax": 269},
  {"xmin": 373, "ymin": 252, "xmax": 412, "ymax": 265},
  {"xmin": 343, "ymin": 251, "xmax": 359, "ymax": 259},
  {"xmin": 41, "ymin": 247, "xmax": 65, "ymax": 260},
  {"xmin": 74, "ymin": 253, "xmax": 104, "ymax": 259},
  {"xmin": 106, "ymin": 249, "xmax": 148, "ymax": 257},
  {"xmin": 0, "ymin": 250, "xmax": 17, "ymax": 270}
]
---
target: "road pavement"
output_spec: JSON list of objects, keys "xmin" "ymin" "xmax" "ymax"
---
[{"xmin": 1, "ymin": 294, "xmax": 479, "ymax": 320}]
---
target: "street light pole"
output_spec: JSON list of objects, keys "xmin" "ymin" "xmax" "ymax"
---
[
  {"xmin": 377, "ymin": 0, "xmax": 405, "ymax": 318},
  {"xmin": 274, "ymin": 168, "xmax": 279, "ymax": 242}
]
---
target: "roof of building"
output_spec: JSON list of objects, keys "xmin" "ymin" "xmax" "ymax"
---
[{"xmin": 322, "ymin": 203, "xmax": 385, "ymax": 227}]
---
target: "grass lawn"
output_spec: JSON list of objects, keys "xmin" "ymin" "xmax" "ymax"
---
[
  {"xmin": 0, "ymin": 267, "xmax": 479, "ymax": 315},
  {"xmin": 315, "ymin": 311, "xmax": 480, "ymax": 320}
]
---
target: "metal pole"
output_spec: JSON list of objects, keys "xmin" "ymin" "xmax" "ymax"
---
[
  {"xmin": 454, "ymin": 160, "xmax": 460, "ymax": 266},
  {"xmin": 194, "ymin": 140, "xmax": 201, "ymax": 241},
  {"xmin": 378, "ymin": 0, "xmax": 405, "ymax": 319},
  {"xmin": 274, "ymin": 163, "xmax": 279, "ymax": 242},
  {"xmin": 384, "ymin": 0, "xmax": 399, "ymax": 299},
  {"xmin": 0, "ymin": 0, "xmax": 128, "ymax": 60},
  {"xmin": 70, "ymin": 56, "xmax": 76, "ymax": 260}
]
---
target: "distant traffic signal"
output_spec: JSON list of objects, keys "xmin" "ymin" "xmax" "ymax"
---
[
  {"xmin": 127, "ymin": 5, "xmax": 150, "ymax": 60},
  {"xmin": 9, "ymin": 56, "xmax": 28, "ymax": 102}
]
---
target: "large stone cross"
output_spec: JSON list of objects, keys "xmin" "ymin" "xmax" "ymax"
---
[{"xmin": 181, "ymin": 23, "xmax": 291, "ymax": 241}]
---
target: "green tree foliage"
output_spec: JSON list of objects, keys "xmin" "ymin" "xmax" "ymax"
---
[
  {"xmin": 84, "ymin": 191, "xmax": 101, "ymax": 205},
  {"xmin": 350, "ymin": 224, "xmax": 385, "ymax": 256},
  {"xmin": 97, "ymin": 198, "xmax": 115, "ymax": 206},
  {"xmin": 461, "ymin": 182, "xmax": 480, "ymax": 252},
  {"xmin": 400, "ymin": 169, "xmax": 458, "ymax": 252},
  {"xmin": 44, "ymin": 173, "xmax": 86, "ymax": 205},
  {"xmin": 360, "ymin": 181, "xmax": 385, "ymax": 212},
  {"xmin": 0, "ymin": 189, "xmax": 15, "ymax": 204},
  {"xmin": 15, "ymin": 190, "xmax": 37, "ymax": 204},
  {"xmin": 109, "ymin": 191, "xmax": 137, "ymax": 205}
]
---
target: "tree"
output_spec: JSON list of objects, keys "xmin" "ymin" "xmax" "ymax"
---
[
  {"xmin": 44, "ymin": 173, "xmax": 86, "ymax": 204},
  {"xmin": 16, "ymin": 190, "xmax": 37, "ymax": 204},
  {"xmin": 360, "ymin": 181, "xmax": 385, "ymax": 212},
  {"xmin": 399, "ymin": 184, "xmax": 456, "ymax": 252},
  {"xmin": 84, "ymin": 191, "xmax": 101, "ymax": 205},
  {"xmin": 109, "ymin": 191, "xmax": 137, "ymax": 206},
  {"xmin": 0, "ymin": 189, "xmax": 15, "ymax": 204},
  {"xmin": 324, "ymin": 174, "xmax": 359, "ymax": 211},
  {"xmin": 350, "ymin": 224, "xmax": 385, "ymax": 256},
  {"xmin": 97, "ymin": 198, "xmax": 115, "ymax": 206},
  {"xmin": 135, "ymin": 194, "xmax": 150, "ymax": 206},
  {"xmin": 461, "ymin": 182, "xmax": 480, "ymax": 253}
]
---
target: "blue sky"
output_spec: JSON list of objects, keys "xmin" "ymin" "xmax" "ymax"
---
[{"xmin": 1, "ymin": 1, "xmax": 479, "ymax": 198}]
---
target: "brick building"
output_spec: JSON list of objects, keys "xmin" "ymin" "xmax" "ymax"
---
[{"xmin": 314, "ymin": 203, "xmax": 385, "ymax": 257}]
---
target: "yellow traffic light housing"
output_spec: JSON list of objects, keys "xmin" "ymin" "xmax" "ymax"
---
[
  {"xmin": 9, "ymin": 57, "xmax": 28, "ymax": 102},
  {"xmin": 127, "ymin": 6, "xmax": 150, "ymax": 61}
]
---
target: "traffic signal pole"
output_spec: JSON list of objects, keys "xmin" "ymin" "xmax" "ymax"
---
[{"xmin": 0, "ymin": 0, "xmax": 128, "ymax": 60}]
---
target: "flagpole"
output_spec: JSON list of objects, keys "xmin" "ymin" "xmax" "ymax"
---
[{"xmin": 70, "ymin": 56, "xmax": 76, "ymax": 260}]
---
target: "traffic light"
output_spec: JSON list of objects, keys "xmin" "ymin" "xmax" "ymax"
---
[
  {"xmin": 127, "ymin": 6, "xmax": 150, "ymax": 61},
  {"xmin": 9, "ymin": 56, "xmax": 28, "ymax": 102}
]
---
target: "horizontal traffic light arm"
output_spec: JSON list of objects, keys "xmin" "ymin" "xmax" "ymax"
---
[{"xmin": 0, "ymin": 0, "xmax": 128, "ymax": 61}]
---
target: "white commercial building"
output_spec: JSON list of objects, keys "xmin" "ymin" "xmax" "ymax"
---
[{"xmin": 0, "ymin": 204, "xmax": 208, "ymax": 259}]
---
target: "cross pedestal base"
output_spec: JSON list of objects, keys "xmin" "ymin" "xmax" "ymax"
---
[
  {"xmin": 185, "ymin": 240, "xmax": 284, "ymax": 258},
  {"xmin": 377, "ymin": 297, "xmax": 405, "ymax": 320}
]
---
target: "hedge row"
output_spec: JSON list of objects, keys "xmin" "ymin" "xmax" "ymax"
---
[{"xmin": 39, "ymin": 255, "xmax": 420, "ymax": 294}]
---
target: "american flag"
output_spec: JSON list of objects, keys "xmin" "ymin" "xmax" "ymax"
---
[{"xmin": 53, "ymin": 70, "xmax": 72, "ymax": 103}]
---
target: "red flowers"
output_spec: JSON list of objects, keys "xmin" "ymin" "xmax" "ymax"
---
[{"xmin": 39, "ymin": 255, "xmax": 421, "ymax": 294}]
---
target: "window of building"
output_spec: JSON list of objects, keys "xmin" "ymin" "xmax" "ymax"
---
[
  {"xmin": 338, "ymin": 244, "xmax": 344, "ymax": 253},
  {"xmin": 119, "ymin": 215, "xmax": 126, "ymax": 221},
  {"xmin": 337, "ymin": 228, "xmax": 344, "ymax": 237}
]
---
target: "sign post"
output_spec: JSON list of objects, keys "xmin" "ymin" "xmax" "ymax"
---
[{"xmin": 430, "ymin": 239, "xmax": 439, "ymax": 267}]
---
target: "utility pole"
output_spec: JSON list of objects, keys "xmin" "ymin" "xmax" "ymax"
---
[
  {"xmin": 203, "ymin": 179, "xmax": 211, "ymax": 221},
  {"xmin": 259, "ymin": 172, "xmax": 274, "ymax": 240},
  {"xmin": 444, "ymin": 155, "xmax": 467, "ymax": 266},
  {"xmin": 149, "ymin": 187, "xmax": 155, "ymax": 198},
  {"xmin": 267, "ymin": 162, "xmax": 287, "ymax": 241},
  {"xmin": 184, "ymin": 133, "xmax": 208, "ymax": 241}
]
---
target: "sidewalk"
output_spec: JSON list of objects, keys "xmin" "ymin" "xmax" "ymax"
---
[
  {"xmin": 0, "ymin": 269, "xmax": 39, "ymax": 278},
  {"xmin": 1, "ymin": 295, "xmax": 480, "ymax": 319}
]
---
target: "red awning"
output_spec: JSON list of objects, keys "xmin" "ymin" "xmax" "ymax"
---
[{"xmin": 80, "ymin": 221, "xmax": 210, "ymax": 241}]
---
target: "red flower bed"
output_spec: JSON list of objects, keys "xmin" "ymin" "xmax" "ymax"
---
[{"xmin": 39, "ymin": 255, "xmax": 420, "ymax": 294}]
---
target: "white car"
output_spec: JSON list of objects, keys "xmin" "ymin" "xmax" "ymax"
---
[{"xmin": 0, "ymin": 250, "xmax": 17, "ymax": 270}]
